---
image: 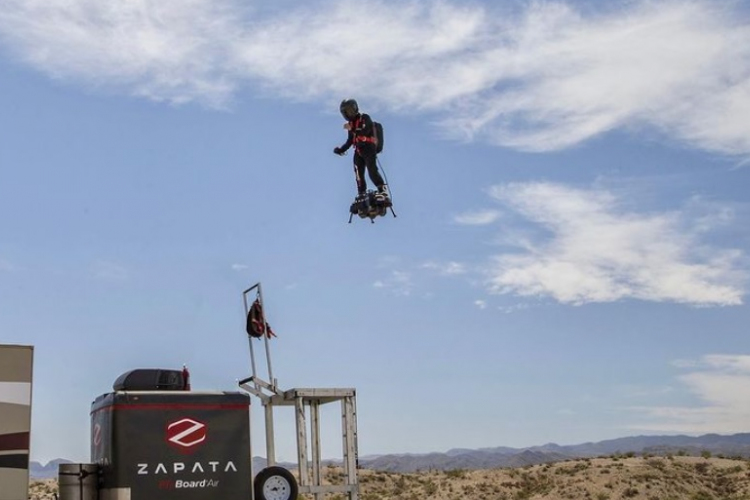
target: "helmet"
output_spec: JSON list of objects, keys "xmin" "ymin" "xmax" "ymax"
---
[{"xmin": 340, "ymin": 99, "xmax": 359, "ymax": 121}]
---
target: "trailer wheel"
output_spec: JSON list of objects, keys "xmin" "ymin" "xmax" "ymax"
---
[{"xmin": 255, "ymin": 466, "xmax": 298, "ymax": 500}]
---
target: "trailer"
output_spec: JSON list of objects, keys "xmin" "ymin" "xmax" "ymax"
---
[
  {"xmin": 59, "ymin": 283, "xmax": 360, "ymax": 500},
  {"xmin": 0, "ymin": 345, "xmax": 34, "ymax": 500},
  {"xmin": 88, "ymin": 371, "xmax": 252, "ymax": 500}
]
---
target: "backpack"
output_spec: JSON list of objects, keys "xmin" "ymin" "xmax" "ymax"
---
[
  {"xmin": 373, "ymin": 121, "xmax": 384, "ymax": 154},
  {"xmin": 246, "ymin": 298, "xmax": 276, "ymax": 339}
]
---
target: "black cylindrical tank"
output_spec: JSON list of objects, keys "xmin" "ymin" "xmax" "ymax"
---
[{"xmin": 58, "ymin": 463, "xmax": 99, "ymax": 500}]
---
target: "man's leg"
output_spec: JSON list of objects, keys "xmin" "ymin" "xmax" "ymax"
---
[
  {"xmin": 363, "ymin": 149, "xmax": 386, "ymax": 193},
  {"xmin": 353, "ymin": 153, "xmax": 367, "ymax": 194}
]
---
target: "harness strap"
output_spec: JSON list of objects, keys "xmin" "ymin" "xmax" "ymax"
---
[{"xmin": 353, "ymin": 116, "xmax": 378, "ymax": 148}]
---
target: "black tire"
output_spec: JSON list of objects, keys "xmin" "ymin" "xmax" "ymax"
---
[{"xmin": 254, "ymin": 466, "xmax": 298, "ymax": 500}]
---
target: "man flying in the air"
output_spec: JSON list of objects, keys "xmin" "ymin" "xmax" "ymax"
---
[{"xmin": 334, "ymin": 99, "xmax": 388, "ymax": 200}]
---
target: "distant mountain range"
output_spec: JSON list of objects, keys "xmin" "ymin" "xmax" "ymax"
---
[
  {"xmin": 30, "ymin": 459, "xmax": 73, "ymax": 479},
  {"xmin": 30, "ymin": 433, "xmax": 750, "ymax": 478},
  {"xmin": 358, "ymin": 433, "xmax": 750, "ymax": 472},
  {"xmin": 455, "ymin": 433, "xmax": 750, "ymax": 460}
]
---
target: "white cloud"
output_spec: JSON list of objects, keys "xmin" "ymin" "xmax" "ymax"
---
[
  {"xmin": 422, "ymin": 261, "xmax": 467, "ymax": 276},
  {"xmin": 376, "ymin": 256, "xmax": 403, "ymax": 268},
  {"xmin": 373, "ymin": 270, "xmax": 414, "ymax": 296},
  {"xmin": 633, "ymin": 355, "xmax": 750, "ymax": 434},
  {"xmin": 483, "ymin": 182, "xmax": 745, "ymax": 306},
  {"xmin": 91, "ymin": 260, "xmax": 128, "ymax": 282},
  {"xmin": 701, "ymin": 354, "xmax": 750, "ymax": 373},
  {"xmin": 231, "ymin": 263, "xmax": 249, "ymax": 271},
  {"xmin": 474, "ymin": 299, "xmax": 487, "ymax": 309},
  {"xmin": 617, "ymin": 384, "xmax": 675, "ymax": 399},
  {"xmin": 498, "ymin": 303, "xmax": 531, "ymax": 314},
  {"xmin": 0, "ymin": 0, "xmax": 243, "ymax": 107},
  {"xmin": 1, "ymin": 1, "xmax": 749, "ymax": 154},
  {"xmin": 453, "ymin": 209, "xmax": 502, "ymax": 226}
]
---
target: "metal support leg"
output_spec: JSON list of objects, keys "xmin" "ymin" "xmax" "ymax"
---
[
  {"xmin": 310, "ymin": 401, "xmax": 322, "ymax": 500},
  {"xmin": 295, "ymin": 397, "xmax": 309, "ymax": 487},
  {"xmin": 264, "ymin": 403, "xmax": 276, "ymax": 466},
  {"xmin": 342, "ymin": 396, "xmax": 358, "ymax": 500}
]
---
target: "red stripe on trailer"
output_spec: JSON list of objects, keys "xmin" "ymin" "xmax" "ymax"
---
[{"xmin": 91, "ymin": 403, "xmax": 248, "ymax": 415}]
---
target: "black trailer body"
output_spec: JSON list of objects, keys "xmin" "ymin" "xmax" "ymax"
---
[{"xmin": 90, "ymin": 390, "xmax": 251, "ymax": 500}]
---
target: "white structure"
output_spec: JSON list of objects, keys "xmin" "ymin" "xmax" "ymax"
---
[
  {"xmin": 239, "ymin": 283, "xmax": 360, "ymax": 500},
  {"xmin": 0, "ymin": 345, "xmax": 33, "ymax": 500}
]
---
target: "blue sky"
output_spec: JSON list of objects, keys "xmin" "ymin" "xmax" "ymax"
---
[{"xmin": 1, "ymin": 0, "xmax": 750, "ymax": 464}]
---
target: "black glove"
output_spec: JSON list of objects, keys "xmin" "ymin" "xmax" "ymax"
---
[{"xmin": 333, "ymin": 147, "xmax": 344, "ymax": 155}]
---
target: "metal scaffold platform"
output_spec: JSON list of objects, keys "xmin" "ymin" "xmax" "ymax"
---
[{"xmin": 239, "ymin": 283, "xmax": 360, "ymax": 500}]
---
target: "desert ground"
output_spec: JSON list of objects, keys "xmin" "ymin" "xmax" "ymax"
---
[{"xmin": 31, "ymin": 454, "xmax": 750, "ymax": 499}]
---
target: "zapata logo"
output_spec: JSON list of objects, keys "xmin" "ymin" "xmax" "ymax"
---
[
  {"xmin": 166, "ymin": 418, "xmax": 207, "ymax": 453},
  {"xmin": 93, "ymin": 423, "xmax": 102, "ymax": 447}
]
